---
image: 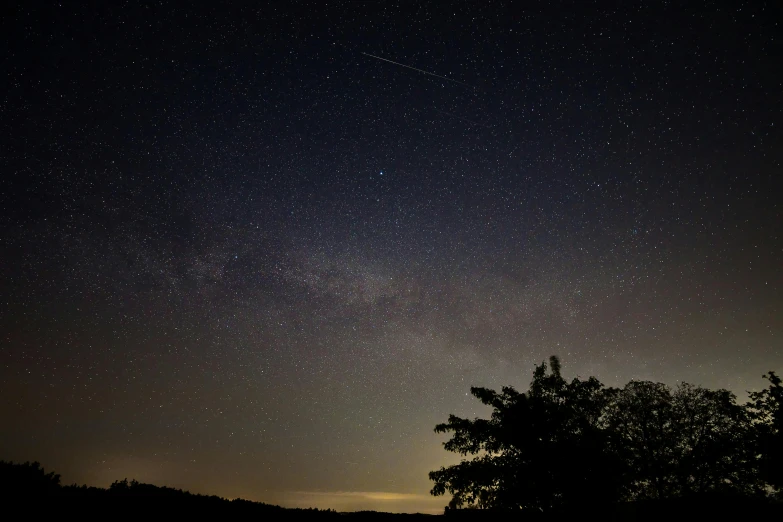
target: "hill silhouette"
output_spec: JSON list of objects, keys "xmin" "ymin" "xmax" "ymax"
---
[{"xmin": 0, "ymin": 460, "xmax": 434, "ymax": 518}]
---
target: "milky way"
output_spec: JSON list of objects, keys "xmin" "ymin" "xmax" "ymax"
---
[{"xmin": 1, "ymin": 1, "xmax": 781, "ymax": 514}]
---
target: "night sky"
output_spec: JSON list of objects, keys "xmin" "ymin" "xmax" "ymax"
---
[{"xmin": 1, "ymin": 1, "xmax": 781, "ymax": 514}]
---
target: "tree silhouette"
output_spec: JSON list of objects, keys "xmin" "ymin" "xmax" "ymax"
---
[
  {"xmin": 0, "ymin": 460, "xmax": 61, "ymax": 496},
  {"xmin": 429, "ymin": 356, "xmax": 623, "ymax": 511},
  {"xmin": 669, "ymin": 383, "xmax": 761, "ymax": 496},
  {"xmin": 430, "ymin": 357, "xmax": 781, "ymax": 513},
  {"xmin": 602, "ymin": 381, "xmax": 675, "ymax": 499},
  {"xmin": 604, "ymin": 381, "xmax": 763, "ymax": 499},
  {"xmin": 749, "ymin": 371, "xmax": 783, "ymax": 495}
]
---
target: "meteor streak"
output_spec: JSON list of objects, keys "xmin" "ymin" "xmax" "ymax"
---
[{"xmin": 361, "ymin": 52, "xmax": 475, "ymax": 89}]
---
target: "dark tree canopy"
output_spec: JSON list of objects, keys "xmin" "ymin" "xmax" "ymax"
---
[
  {"xmin": 429, "ymin": 356, "xmax": 623, "ymax": 511},
  {"xmin": 430, "ymin": 357, "xmax": 780, "ymax": 512},
  {"xmin": 604, "ymin": 381, "xmax": 762, "ymax": 499},
  {"xmin": 749, "ymin": 371, "xmax": 783, "ymax": 495},
  {"xmin": 0, "ymin": 460, "xmax": 60, "ymax": 496}
]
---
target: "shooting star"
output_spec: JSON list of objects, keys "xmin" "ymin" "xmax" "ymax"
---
[{"xmin": 361, "ymin": 52, "xmax": 475, "ymax": 89}]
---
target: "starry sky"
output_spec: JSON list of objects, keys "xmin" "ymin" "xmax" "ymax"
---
[{"xmin": 1, "ymin": 1, "xmax": 781, "ymax": 514}]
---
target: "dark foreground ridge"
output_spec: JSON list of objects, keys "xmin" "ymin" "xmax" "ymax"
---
[
  {"xmin": 1, "ymin": 460, "xmax": 780, "ymax": 519},
  {"xmin": 0, "ymin": 460, "xmax": 433, "ymax": 519}
]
